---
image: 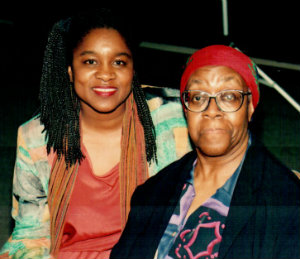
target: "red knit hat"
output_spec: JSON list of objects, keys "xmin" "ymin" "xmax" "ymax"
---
[{"xmin": 180, "ymin": 45, "xmax": 260, "ymax": 109}]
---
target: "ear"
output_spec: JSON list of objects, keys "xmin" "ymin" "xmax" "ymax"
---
[
  {"xmin": 247, "ymin": 99, "xmax": 255, "ymax": 122},
  {"xmin": 68, "ymin": 66, "xmax": 73, "ymax": 82},
  {"xmin": 184, "ymin": 107, "xmax": 188, "ymax": 118}
]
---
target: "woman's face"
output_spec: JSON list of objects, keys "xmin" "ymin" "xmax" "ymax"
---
[
  {"xmin": 185, "ymin": 66, "xmax": 254, "ymax": 158},
  {"xmin": 68, "ymin": 28, "xmax": 134, "ymax": 115}
]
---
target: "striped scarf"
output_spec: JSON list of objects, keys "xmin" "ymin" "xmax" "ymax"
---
[{"xmin": 48, "ymin": 92, "xmax": 148, "ymax": 257}]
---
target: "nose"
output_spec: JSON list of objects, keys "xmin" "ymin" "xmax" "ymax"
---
[
  {"xmin": 95, "ymin": 65, "xmax": 116, "ymax": 82},
  {"xmin": 202, "ymin": 97, "xmax": 223, "ymax": 118}
]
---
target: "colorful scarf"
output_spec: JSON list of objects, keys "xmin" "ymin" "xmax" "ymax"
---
[
  {"xmin": 48, "ymin": 155, "xmax": 79, "ymax": 256},
  {"xmin": 48, "ymin": 92, "xmax": 148, "ymax": 257},
  {"xmin": 119, "ymin": 92, "xmax": 149, "ymax": 227}
]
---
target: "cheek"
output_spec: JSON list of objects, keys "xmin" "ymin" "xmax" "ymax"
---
[
  {"xmin": 118, "ymin": 70, "xmax": 134, "ymax": 87},
  {"xmin": 116, "ymin": 72, "xmax": 134, "ymax": 97},
  {"xmin": 74, "ymin": 69, "xmax": 94, "ymax": 85},
  {"xmin": 226, "ymin": 111, "xmax": 250, "ymax": 145},
  {"xmin": 186, "ymin": 113, "xmax": 201, "ymax": 143},
  {"xmin": 72, "ymin": 68, "xmax": 94, "ymax": 96},
  {"xmin": 229, "ymin": 110, "xmax": 249, "ymax": 131}
]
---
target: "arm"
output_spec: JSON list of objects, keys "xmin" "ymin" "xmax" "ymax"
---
[{"xmin": 0, "ymin": 125, "xmax": 52, "ymax": 259}]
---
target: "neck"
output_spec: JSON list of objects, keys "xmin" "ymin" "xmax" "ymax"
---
[{"xmin": 80, "ymin": 103, "xmax": 125, "ymax": 134}]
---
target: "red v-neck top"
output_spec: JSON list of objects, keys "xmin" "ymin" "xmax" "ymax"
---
[{"xmin": 58, "ymin": 146, "xmax": 121, "ymax": 259}]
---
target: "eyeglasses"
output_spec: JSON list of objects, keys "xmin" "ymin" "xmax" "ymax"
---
[{"xmin": 182, "ymin": 89, "xmax": 252, "ymax": 113}]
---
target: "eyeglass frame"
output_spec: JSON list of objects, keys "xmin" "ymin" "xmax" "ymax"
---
[{"xmin": 182, "ymin": 89, "xmax": 252, "ymax": 113}]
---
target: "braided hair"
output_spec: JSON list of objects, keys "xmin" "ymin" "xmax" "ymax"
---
[{"xmin": 39, "ymin": 8, "xmax": 157, "ymax": 166}]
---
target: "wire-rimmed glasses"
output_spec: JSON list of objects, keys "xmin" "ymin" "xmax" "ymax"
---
[{"xmin": 182, "ymin": 89, "xmax": 252, "ymax": 113}]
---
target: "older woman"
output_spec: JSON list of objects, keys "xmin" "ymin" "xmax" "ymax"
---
[{"xmin": 110, "ymin": 45, "xmax": 300, "ymax": 259}]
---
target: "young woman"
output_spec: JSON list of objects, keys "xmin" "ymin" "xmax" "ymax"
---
[{"xmin": 0, "ymin": 9, "xmax": 191, "ymax": 259}]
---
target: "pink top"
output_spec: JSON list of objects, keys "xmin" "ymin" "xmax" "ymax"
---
[{"xmin": 58, "ymin": 146, "xmax": 121, "ymax": 259}]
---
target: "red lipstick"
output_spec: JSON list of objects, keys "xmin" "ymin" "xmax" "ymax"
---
[{"xmin": 92, "ymin": 86, "xmax": 117, "ymax": 97}]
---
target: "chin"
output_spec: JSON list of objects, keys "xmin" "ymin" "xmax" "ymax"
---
[
  {"xmin": 196, "ymin": 138, "xmax": 231, "ymax": 157},
  {"xmin": 198, "ymin": 146, "xmax": 229, "ymax": 157},
  {"xmin": 89, "ymin": 102, "xmax": 126, "ymax": 114}
]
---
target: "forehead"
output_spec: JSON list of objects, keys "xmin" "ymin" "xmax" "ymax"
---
[
  {"xmin": 76, "ymin": 28, "xmax": 131, "ymax": 53},
  {"xmin": 187, "ymin": 66, "xmax": 248, "ymax": 91}
]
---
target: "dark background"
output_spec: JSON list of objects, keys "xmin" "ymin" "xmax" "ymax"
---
[{"xmin": 0, "ymin": 2, "xmax": 299, "ymax": 247}]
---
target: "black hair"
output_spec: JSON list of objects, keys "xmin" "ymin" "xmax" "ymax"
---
[{"xmin": 38, "ymin": 8, "xmax": 156, "ymax": 166}]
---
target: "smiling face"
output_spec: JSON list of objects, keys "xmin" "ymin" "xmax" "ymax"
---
[
  {"xmin": 185, "ymin": 66, "xmax": 254, "ymax": 158},
  {"xmin": 68, "ymin": 28, "xmax": 134, "ymax": 115}
]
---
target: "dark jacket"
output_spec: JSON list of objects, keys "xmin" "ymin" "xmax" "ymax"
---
[{"xmin": 111, "ymin": 138, "xmax": 300, "ymax": 259}]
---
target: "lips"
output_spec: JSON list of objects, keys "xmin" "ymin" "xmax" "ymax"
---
[
  {"xmin": 92, "ymin": 86, "xmax": 117, "ymax": 97},
  {"xmin": 201, "ymin": 128, "xmax": 227, "ymax": 134}
]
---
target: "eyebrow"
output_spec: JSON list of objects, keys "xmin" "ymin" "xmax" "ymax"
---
[
  {"xmin": 221, "ymin": 75, "xmax": 246, "ymax": 88},
  {"xmin": 221, "ymin": 76, "xmax": 237, "ymax": 82},
  {"xmin": 190, "ymin": 76, "xmax": 240, "ymax": 84},
  {"xmin": 117, "ymin": 52, "xmax": 132, "ymax": 60},
  {"xmin": 189, "ymin": 79, "xmax": 203, "ymax": 84},
  {"xmin": 79, "ymin": 51, "xmax": 132, "ymax": 59}
]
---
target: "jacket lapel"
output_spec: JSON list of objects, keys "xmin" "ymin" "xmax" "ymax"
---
[{"xmin": 218, "ymin": 140, "xmax": 264, "ymax": 258}]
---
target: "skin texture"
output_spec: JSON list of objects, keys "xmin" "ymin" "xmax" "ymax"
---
[
  {"xmin": 186, "ymin": 66, "xmax": 254, "ymax": 158},
  {"xmin": 68, "ymin": 28, "xmax": 134, "ymax": 176},
  {"xmin": 184, "ymin": 66, "xmax": 254, "ymax": 217},
  {"xmin": 68, "ymin": 28, "xmax": 134, "ymax": 115}
]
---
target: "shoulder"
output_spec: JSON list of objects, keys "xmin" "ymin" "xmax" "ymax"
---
[
  {"xmin": 18, "ymin": 115, "xmax": 47, "ymax": 148},
  {"xmin": 246, "ymin": 138, "xmax": 300, "ymax": 205},
  {"xmin": 264, "ymin": 149, "xmax": 300, "ymax": 204},
  {"xmin": 16, "ymin": 115, "xmax": 49, "ymax": 170}
]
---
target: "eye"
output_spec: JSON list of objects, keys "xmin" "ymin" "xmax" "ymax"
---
[
  {"xmin": 113, "ymin": 59, "xmax": 127, "ymax": 66},
  {"xmin": 191, "ymin": 93, "xmax": 207, "ymax": 105},
  {"xmin": 193, "ymin": 95, "xmax": 202, "ymax": 102},
  {"xmin": 84, "ymin": 59, "xmax": 97, "ymax": 65},
  {"xmin": 225, "ymin": 93, "xmax": 235, "ymax": 101},
  {"xmin": 220, "ymin": 91, "xmax": 240, "ymax": 102}
]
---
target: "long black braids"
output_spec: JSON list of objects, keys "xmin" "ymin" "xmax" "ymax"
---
[
  {"xmin": 38, "ymin": 8, "xmax": 157, "ymax": 166},
  {"xmin": 132, "ymin": 75, "xmax": 157, "ymax": 164},
  {"xmin": 39, "ymin": 18, "xmax": 82, "ymax": 166}
]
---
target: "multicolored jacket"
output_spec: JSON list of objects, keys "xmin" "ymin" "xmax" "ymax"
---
[{"xmin": 0, "ymin": 86, "xmax": 192, "ymax": 259}]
